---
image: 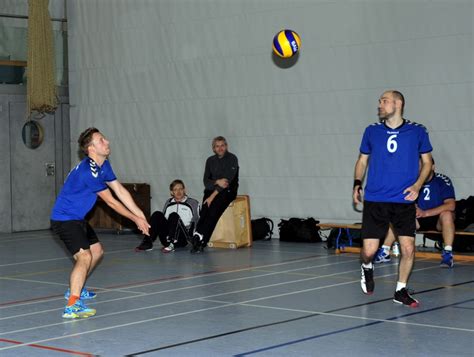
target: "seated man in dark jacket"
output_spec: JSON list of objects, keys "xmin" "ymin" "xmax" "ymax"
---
[
  {"xmin": 136, "ymin": 179, "xmax": 200, "ymax": 253},
  {"xmin": 190, "ymin": 136, "xmax": 239, "ymax": 253}
]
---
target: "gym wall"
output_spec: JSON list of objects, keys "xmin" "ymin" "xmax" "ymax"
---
[{"xmin": 67, "ymin": 0, "xmax": 473, "ymax": 224}]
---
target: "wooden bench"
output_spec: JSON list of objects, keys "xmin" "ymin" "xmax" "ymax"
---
[
  {"xmin": 317, "ymin": 223, "xmax": 361, "ymax": 253},
  {"xmin": 317, "ymin": 222, "xmax": 474, "ymax": 262}
]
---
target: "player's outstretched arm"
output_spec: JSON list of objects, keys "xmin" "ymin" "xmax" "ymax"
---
[
  {"xmin": 107, "ymin": 180, "xmax": 147, "ymax": 220},
  {"xmin": 97, "ymin": 188, "xmax": 150, "ymax": 235}
]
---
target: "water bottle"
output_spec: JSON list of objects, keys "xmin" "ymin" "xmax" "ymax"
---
[{"xmin": 392, "ymin": 242, "xmax": 400, "ymax": 257}]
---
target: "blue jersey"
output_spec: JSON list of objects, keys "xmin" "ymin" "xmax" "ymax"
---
[
  {"xmin": 360, "ymin": 120, "xmax": 432, "ymax": 203},
  {"xmin": 51, "ymin": 157, "xmax": 117, "ymax": 221},
  {"xmin": 417, "ymin": 173, "xmax": 455, "ymax": 210}
]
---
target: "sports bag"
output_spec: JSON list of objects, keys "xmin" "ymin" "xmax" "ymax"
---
[
  {"xmin": 278, "ymin": 217, "xmax": 321, "ymax": 243},
  {"xmin": 251, "ymin": 218, "xmax": 274, "ymax": 241}
]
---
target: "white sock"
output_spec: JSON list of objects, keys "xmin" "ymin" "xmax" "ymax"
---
[
  {"xmin": 362, "ymin": 262, "xmax": 373, "ymax": 269},
  {"xmin": 381, "ymin": 245, "xmax": 390, "ymax": 253},
  {"xmin": 444, "ymin": 245, "xmax": 452, "ymax": 252},
  {"xmin": 396, "ymin": 282, "xmax": 406, "ymax": 291}
]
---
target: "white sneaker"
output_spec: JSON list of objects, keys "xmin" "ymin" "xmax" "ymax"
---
[{"xmin": 161, "ymin": 243, "xmax": 175, "ymax": 253}]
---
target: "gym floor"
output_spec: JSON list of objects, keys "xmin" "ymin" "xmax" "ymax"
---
[{"xmin": 0, "ymin": 230, "xmax": 473, "ymax": 356}]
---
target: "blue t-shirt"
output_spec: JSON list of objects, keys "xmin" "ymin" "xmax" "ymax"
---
[
  {"xmin": 417, "ymin": 173, "xmax": 455, "ymax": 210},
  {"xmin": 51, "ymin": 157, "xmax": 117, "ymax": 221},
  {"xmin": 360, "ymin": 120, "xmax": 432, "ymax": 203}
]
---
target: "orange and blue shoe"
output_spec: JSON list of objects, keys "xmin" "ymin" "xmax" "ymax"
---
[{"xmin": 62, "ymin": 299, "xmax": 96, "ymax": 319}]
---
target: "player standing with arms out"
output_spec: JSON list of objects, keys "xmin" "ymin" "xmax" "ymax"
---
[
  {"xmin": 353, "ymin": 90, "xmax": 433, "ymax": 307},
  {"xmin": 51, "ymin": 128, "xmax": 150, "ymax": 318}
]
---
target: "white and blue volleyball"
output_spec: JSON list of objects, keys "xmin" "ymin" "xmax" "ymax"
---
[{"xmin": 272, "ymin": 29, "xmax": 301, "ymax": 58}]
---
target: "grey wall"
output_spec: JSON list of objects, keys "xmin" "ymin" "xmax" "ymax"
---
[{"xmin": 67, "ymin": 0, "xmax": 473, "ymax": 225}]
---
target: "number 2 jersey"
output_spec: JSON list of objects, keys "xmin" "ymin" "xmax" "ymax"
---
[
  {"xmin": 417, "ymin": 173, "xmax": 455, "ymax": 210},
  {"xmin": 359, "ymin": 119, "xmax": 432, "ymax": 203}
]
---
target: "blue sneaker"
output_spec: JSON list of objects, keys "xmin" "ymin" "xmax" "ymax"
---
[
  {"xmin": 373, "ymin": 248, "xmax": 391, "ymax": 264},
  {"xmin": 62, "ymin": 299, "xmax": 96, "ymax": 319},
  {"xmin": 64, "ymin": 287, "xmax": 97, "ymax": 300},
  {"xmin": 440, "ymin": 250, "xmax": 454, "ymax": 268}
]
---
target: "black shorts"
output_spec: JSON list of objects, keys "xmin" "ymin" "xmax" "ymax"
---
[
  {"xmin": 417, "ymin": 215, "xmax": 440, "ymax": 231},
  {"xmin": 50, "ymin": 220, "xmax": 99, "ymax": 255},
  {"xmin": 362, "ymin": 201, "xmax": 416, "ymax": 239}
]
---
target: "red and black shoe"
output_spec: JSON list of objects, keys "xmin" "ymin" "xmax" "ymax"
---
[{"xmin": 393, "ymin": 288, "xmax": 419, "ymax": 307}]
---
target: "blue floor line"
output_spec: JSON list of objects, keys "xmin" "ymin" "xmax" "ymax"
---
[{"xmin": 234, "ymin": 298, "xmax": 474, "ymax": 356}]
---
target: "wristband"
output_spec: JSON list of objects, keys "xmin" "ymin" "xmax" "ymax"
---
[{"xmin": 353, "ymin": 179, "xmax": 362, "ymax": 189}]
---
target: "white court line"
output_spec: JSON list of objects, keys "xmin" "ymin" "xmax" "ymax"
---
[
  {"xmin": 0, "ymin": 276, "xmax": 149, "ymax": 296},
  {"xmin": 0, "ymin": 236, "xmax": 50, "ymax": 244},
  {"xmin": 0, "ymin": 233, "xmax": 53, "ymax": 243},
  {"xmin": 249, "ymin": 246, "xmax": 326, "ymax": 254},
  {"xmin": 0, "ymin": 248, "xmax": 135, "ymax": 268},
  {"xmin": 0, "ymin": 264, "xmax": 459, "ymax": 352},
  {"xmin": 0, "ymin": 260, "xmax": 430, "ymax": 329},
  {"xmin": 0, "ymin": 258, "xmax": 361, "ymax": 318},
  {"xmin": 0, "ymin": 254, "xmax": 344, "ymax": 309},
  {"xmin": 112, "ymin": 255, "xmax": 354, "ymax": 291},
  {"xmin": 0, "ymin": 232, "xmax": 139, "ymax": 244}
]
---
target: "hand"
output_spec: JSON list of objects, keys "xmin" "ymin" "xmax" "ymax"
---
[
  {"xmin": 204, "ymin": 196, "xmax": 215, "ymax": 207},
  {"xmin": 353, "ymin": 186, "xmax": 363, "ymax": 205},
  {"xmin": 403, "ymin": 184, "xmax": 420, "ymax": 201},
  {"xmin": 416, "ymin": 207, "xmax": 427, "ymax": 218},
  {"xmin": 215, "ymin": 179, "xmax": 229, "ymax": 189},
  {"xmin": 135, "ymin": 217, "xmax": 151, "ymax": 236}
]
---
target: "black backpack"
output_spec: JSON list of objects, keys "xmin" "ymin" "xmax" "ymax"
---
[
  {"xmin": 251, "ymin": 218, "xmax": 274, "ymax": 241},
  {"xmin": 278, "ymin": 218, "xmax": 321, "ymax": 243},
  {"xmin": 455, "ymin": 196, "xmax": 474, "ymax": 229}
]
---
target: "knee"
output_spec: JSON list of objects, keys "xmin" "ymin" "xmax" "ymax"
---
[
  {"xmin": 362, "ymin": 240, "xmax": 379, "ymax": 258},
  {"xmin": 151, "ymin": 211, "xmax": 164, "ymax": 220},
  {"xmin": 400, "ymin": 242, "xmax": 415, "ymax": 257},
  {"xmin": 168, "ymin": 212, "xmax": 180, "ymax": 221},
  {"xmin": 90, "ymin": 243, "xmax": 104, "ymax": 259},
  {"xmin": 75, "ymin": 249, "xmax": 93, "ymax": 265},
  {"xmin": 439, "ymin": 211, "xmax": 455, "ymax": 225}
]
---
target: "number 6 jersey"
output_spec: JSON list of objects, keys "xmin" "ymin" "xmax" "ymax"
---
[{"xmin": 359, "ymin": 119, "xmax": 433, "ymax": 203}]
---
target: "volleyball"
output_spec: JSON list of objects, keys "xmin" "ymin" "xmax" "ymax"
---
[{"xmin": 272, "ymin": 29, "xmax": 301, "ymax": 58}]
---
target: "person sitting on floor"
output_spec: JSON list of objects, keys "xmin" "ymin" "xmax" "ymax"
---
[{"xmin": 135, "ymin": 179, "xmax": 200, "ymax": 253}]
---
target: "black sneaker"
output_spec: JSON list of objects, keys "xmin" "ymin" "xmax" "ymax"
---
[
  {"xmin": 190, "ymin": 234, "xmax": 203, "ymax": 254},
  {"xmin": 135, "ymin": 237, "xmax": 153, "ymax": 252},
  {"xmin": 393, "ymin": 288, "xmax": 419, "ymax": 307},
  {"xmin": 360, "ymin": 264, "xmax": 374, "ymax": 295}
]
